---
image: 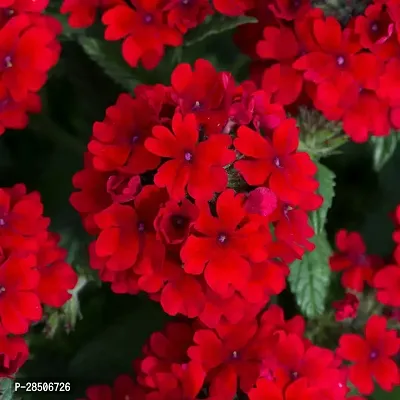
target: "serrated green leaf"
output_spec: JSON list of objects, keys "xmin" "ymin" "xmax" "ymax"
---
[
  {"xmin": 370, "ymin": 133, "xmax": 399, "ymax": 172},
  {"xmin": 310, "ymin": 163, "xmax": 336, "ymax": 235},
  {"xmin": 184, "ymin": 15, "xmax": 257, "ymax": 47},
  {"xmin": 288, "ymin": 235, "xmax": 332, "ymax": 318},
  {"xmin": 0, "ymin": 378, "xmax": 14, "ymax": 400},
  {"xmin": 77, "ymin": 37, "xmax": 139, "ymax": 92}
]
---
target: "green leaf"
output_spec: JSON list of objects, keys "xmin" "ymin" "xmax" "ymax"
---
[
  {"xmin": 67, "ymin": 298, "xmax": 170, "ymax": 382},
  {"xmin": 309, "ymin": 163, "xmax": 336, "ymax": 235},
  {"xmin": 370, "ymin": 133, "xmax": 400, "ymax": 172},
  {"xmin": 288, "ymin": 235, "xmax": 332, "ymax": 318},
  {"xmin": 373, "ymin": 385, "xmax": 400, "ymax": 400},
  {"xmin": 77, "ymin": 37, "xmax": 139, "ymax": 92},
  {"xmin": 0, "ymin": 378, "xmax": 14, "ymax": 400},
  {"xmin": 184, "ymin": 15, "xmax": 257, "ymax": 47}
]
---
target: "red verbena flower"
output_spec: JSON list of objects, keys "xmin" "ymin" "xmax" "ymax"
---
[
  {"xmin": 338, "ymin": 315, "xmax": 400, "ymax": 394},
  {"xmin": 329, "ymin": 229, "xmax": 381, "ymax": 292},
  {"xmin": 0, "ymin": 331, "xmax": 29, "ymax": 377},
  {"xmin": 181, "ymin": 189, "xmax": 269, "ymax": 297},
  {"xmin": 0, "ymin": 14, "xmax": 60, "ymax": 101},
  {"xmin": 36, "ymin": 234, "xmax": 78, "ymax": 308},
  {"xmin": 373, "ymin": 264, "xmax": 400, "ymax": 307},
  {"xmin": 212, "ymin": 0, "xmax": 254, "ymax": 17},
  {"xmin": 0, "ymin": 250, "xmax": 42, "ymax": 334},
  {"xmin": 234, "ymin": 118, "xmax": 319, "ymax": 206},
  {"xmin": 145, "ymin": 112, "xmax": 235, "ymax": 201},
  {"xmin": 88, "ymin": 93, "xmax": 161, "ymax": 175},
  {"xmin": 102, "ymin": 0, "xmax": 182, "ymax": 69},
  {"xmin": 333, "ymin": 293, "xmax": 360, "ymax": 321},
  {"xmin": 164, "ymin": 0, "xmax": 213, "ymax": 34}
]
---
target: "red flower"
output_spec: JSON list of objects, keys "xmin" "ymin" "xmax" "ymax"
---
[
  {"xmin": 0, "ymin": 332, "xmax": 29, "ymax": 377},
  {"xmin": 0, "ymin": 251, "xmax": 42, "ymax": 334},
  {"xmin": 88, "ymin": 93, "xmax": 161, "ymax": 175},
  {"xmin": 170, "ymin": 59, "xmax": 227, "ymax": 132},
  {"xmin": 145, "ymin": 112, "xmax": 235, "ymax": 201},
  {"xmin": 0, "ymin": 184, "xmax": 50, "ymax": 252},
  {"xmin": 180, "ymin": 189, "xmax": 269, "ymax": 296},
  {"xmin": 164, "ymin": 0, "xmax": 213, "ymax": 34},
  {"xmin": 272, "ymin": 333, "xmax": 338, "ymax": 389},
  {"xmin": 248, "ymin": 377, "xmax": 318, "ymax": 400},
  {"xmin": 329, "ymin": 230, "xmax": 380, "ymax": 292},
  {"xmin": 61, "ymin": 0, "xmax": 121, "ymax": 29},
  {"xmin": 93, "ymin": 203, "xmax": 141, "ymax": 271},
  {"xmin": 0, "ymin": 90, "xmax": 41, "ymax": 135},
  {"xmin": 187, "ymin": 319, "xmax": 262, "ymax": 396},
  {"xmin": 79, "ymin": 375, "xmax": 143, "ymax": 400},
  {"xmin": 245, "ymin": 187, "xmax": 278, "ymax": 217},
  {"xmin": 268, "ymin": 0, "xmax": 311, "ymax": 21},
  {"xmin": 0, "ymin": 14, "xmax": 59, "ymax": 101},
  {"xmin": 145, "ymin": 362, "xmax": 205, "ymax": 400},
  {"xmin": 338, "ymin": 315, "xmax": 400, "ymax": 394},
  {"xmin": 354, "ymin": 3, "xmax": 398, "ymax": 59},
  {"xmin": 36, "ymin": 234, "xmax": 78, "ymax": 308},
  {"xmin": 212, "ymin": 0, "xmax": 254, "ymax": 17},
  {"xmin": 293, "ymin": 17, "xmax": 361, "ymax": 84},
  {"xmin": 154, "ymin": 198, "xmax": 199, "ymax": 245},
  {"xmin": 373, "ymin": 264, "xmax": 400, "ymax": 307},
  {"xmin": 69, "ymin": 154, "xmax": 112, "ymax": 235},
  {"xmin": 106, "ymin": 174, "xmax": 142, "ymax": 204},
  {"xmin": 234, "ymin": 119, "xmax": 319, "ymax": 206},
  {"xmin": 160, "ymin": 270, "xmax": 206, "ymax": 318},
  {"xmin": 332, "ymin": 293, "xmax": 360, "ymax": 321},
  {"xmin": 102, "ymin": 0, "xmax": 182, "ymax": 69}
]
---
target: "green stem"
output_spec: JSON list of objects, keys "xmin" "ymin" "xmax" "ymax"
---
[{"xmin": 30, "ymin": 114, "xmax": 86, "ymax": 155}]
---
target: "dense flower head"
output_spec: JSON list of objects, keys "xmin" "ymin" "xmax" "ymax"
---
[
  {"xmin": 338, "ymin": 315, "xmax": 400, "ymax": 395},
  {"xmin": 329, "ymin": 230, "xmax": 383, "ymax": 292},
  {"xmin": 0, "ymin": 184, "xmax": 77, "ymax": 376},
  {"xmin": 80, "ymin": 306, "xmax": 363, "ymax": 399},
  {"xmin": 70, "ymin": 58, "xmax": 325, "ymax": 330},
  {"xmin": 229, "ymin": 0, "xmax": 400, "ymax": 142}
]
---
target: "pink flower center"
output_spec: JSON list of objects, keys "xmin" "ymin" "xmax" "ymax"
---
[
  {"xmin": 273, "ymin": 156, "xmax": 283, "ymax": 168},
  {"xmin": 131, "ymin": 135, "xmax": 139, "ymax": 144},
  {"xmin": 184, "ymin": 152, "xmax": 193, "ymax": 162},
  {"xmin": 290, "ymin": 371, "xmax": 299, "ymax": 380},
  {"xmin": 0, "ymin": 286, "xmax": 5, "ymax": 295},
  {"xmin": 370, "ymin": 350, "xmax": 379, "ymax": 360},
  {"xmin": 3, "ymin": 55, "xmax": 12, "ymax": 69},
  {"xmin": 192, "ymin": 101, "xmax": 202, "ymax": 111},
  {"xmin": 181, "ymin": 0, "xmax": 190, "ymax": 4},
  {"xmin": 138, "ymin": 222, "xmax": 145, "ymax": 232},
  {"xmin": 370, "ymin": 22, "xmax": 379, "ymax": 32},
  {"xmin": 336, "ymin": 56, "xmax": 345, "ymax": 66},
  {"xmin": 143, "ymin": 14, "xmax": 153, "ymax": 24},
  {"xmin": 217, "ymin": 233, "xmax": 227, "ymax": 244}
]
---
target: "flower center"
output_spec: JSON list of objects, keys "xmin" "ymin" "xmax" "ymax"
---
[
  {"xmin": 171, "ymin": 215, "xmax": 185, "ymax": 228},
  {"xmin": 131, "ymin": 135, "xmax": 139, "ymax": 144},
  {"xmin": 143, "ymin": 14, "xmax": 153, "ymax": 24},
  {"xmin": 336, "ymin": 56, "xmax": 345, "ymax": 66},
  {"xmin": 273, "ymin": 156, "xmax": 283, "ymax": 168},
  {"xmin": 181, "ymin": 0, "xmax": 190, "ymax": 4},
  {"xmin": 370, "ymin": 350, "xmax": 379, "ymax": 360},
  {"xmin": 0, "ymin": 218, "xmax": 6, "ymax": 226},
  {"xmin": 184, "ymin": 151, "xmax": 193, "ymax": 162},
  {"xmin": 3, "ymin": 55, "xmax": 12, "ymax": 69},
  {"xmin": 370, "ymin": 21, "xmax": 379, "ymax": 32},
  {"xmin": 138, "ymin": 222, "xmax": 145, "ymax": 232},
  {"xmin": 0, "ymin": 286, "xmax": 5, "ymax": 294},
  {"xmin": 290, "ymin": 371, "xmax": 299, "ymax": 380},
  {"xmin": 192, "ymin": 101, "xmax": 201, "ymax": 111},
  {"xmin": 217, "ymin": 233, "xmax": 227, "ymax": 244}
]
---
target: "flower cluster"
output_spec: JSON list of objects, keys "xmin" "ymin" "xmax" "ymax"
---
[
  {"xmin": 234, "ymin": 0, "xmax": 400, "ymax": 142},
  {"xmin": 70, "ymin": 58, "xmax": 323, "ymax": 329},
  {"xmin": 0, "ymin": 0, "xmax": 61, "ymax": 134},
  {"xmin": 0, "ymin": 184, "xmax": 78, "ymax": 377},
  {"xmin": 80, "ymin": 306, "xmax": 398, "ymax": 399},
  {"xmin": 60, "ymin": 0, "xmax": 255, "ymax": 70}
]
